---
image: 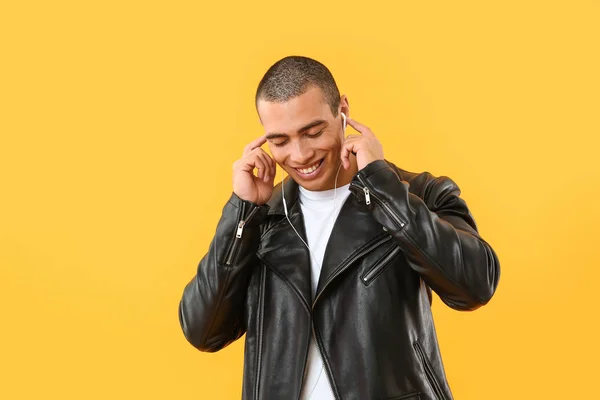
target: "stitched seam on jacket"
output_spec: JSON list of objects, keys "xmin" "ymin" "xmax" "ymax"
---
[
  {"xmin": 259, "ymin": 217, "xmax": 290, "ymax": 240},
  {"xmin": 324, "ymin": 233, "xmax": 391, "ymax": 286},
  {"xmin": 258, "ymin": 255, "xmax": 311, "ymax": 314},
  {"xmin": 400, "ymin": 228, "xmax": 484, "ymax": 306},
  {"xmin": 254, "ymin": 265, "xmax": 266, "ymax": 400},
  {"xmin": 363, "ymin": 165, "xmax": 485, "ymax": 306},
  {"xmin": 200, "ymin": 265, "xmax": 233, "ymax": 348},
  {"xmin": 361, "ymin": 245, "xmax": 401, "ymax": 285},
  {"xmin": 413, "ymin": 341, "xmax": 447, "ymax": 400},
  {"xmin": 313, "ymin": 323, "xmax": 342, "ymax": 399}
]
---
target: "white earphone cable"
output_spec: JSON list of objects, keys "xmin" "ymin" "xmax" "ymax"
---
[
  {"xmin": 280, "ymin": 113, "xmax": 346, "ymax": 400},
  {"xmin": 281, "ymin": 111, "xmax": 346, "ymax": 257},
  {"xmin": 281, "ymin": 161, "xmax": 343, "ymax": 259}
]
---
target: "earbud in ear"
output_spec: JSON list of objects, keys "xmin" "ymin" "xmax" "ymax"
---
[{"xmin": 341, "ymin": 112, "xmax": 347, "ymax": 133}]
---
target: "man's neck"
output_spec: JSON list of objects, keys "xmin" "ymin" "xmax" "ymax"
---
[{"xmin": 334, "ymin": 157, "xmax": 359, "ymax": 188}]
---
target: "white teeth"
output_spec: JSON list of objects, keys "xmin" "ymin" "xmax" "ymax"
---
[{"xmin": 298, "ymin": 161, "xmax": 320, "ymax": 174}]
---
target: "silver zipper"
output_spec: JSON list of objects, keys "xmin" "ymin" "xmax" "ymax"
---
[
  {"xmin": 225, "ymin": 206, "xmax": 259, "ymax": 265},
  {"xmin": 235, "ymin": 220, "xmax": 245, "ymax": 238},
  {"xmin": 361, "ymin": 246, "xmax": 401, "ymax": 284},
  {"xmin": 352, "ymin": 177, "xmax": 407, "ymax": 229},
  {"xmin": 312, "ymin": 234, "xmax": 393, "ymax": 307},
  {"xmin": 363, "ymin": 187, "xmax": 371, "ymax": 205}
]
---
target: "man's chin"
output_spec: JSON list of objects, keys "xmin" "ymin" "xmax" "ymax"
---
[{"xmin": 297, "ymin": 174, "xmax": 336, "ymax": 191}]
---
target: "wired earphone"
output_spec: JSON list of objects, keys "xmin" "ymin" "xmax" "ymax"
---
[
  {"xmin": 281, "ymin": 112, "xmax": 347, "ymax": 255},
  {"xmin": 280, "ymin": 111, "xmax": 346, "ymax": 399}
]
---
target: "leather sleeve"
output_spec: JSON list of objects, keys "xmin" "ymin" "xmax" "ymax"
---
[
  {"xmin": 178, "ymin": 192, "xmax": 269, "ymax": 352},
  {"xmin": 351, "ymin": 160, "xmax": 500, "ymax": 311}
]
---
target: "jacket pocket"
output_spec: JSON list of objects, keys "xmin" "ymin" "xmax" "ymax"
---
[
  {"xmin": 360, "ymin": 245, "xmax": 401, "ymax": 286},
  {"xmin": 413, "ymin": 340, "xmax": 448, "ymax": 400}
]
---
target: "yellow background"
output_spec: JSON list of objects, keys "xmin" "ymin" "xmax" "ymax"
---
[{"xmin": 1, "ymin": 0, "xmax": 599, "ymax": 398}]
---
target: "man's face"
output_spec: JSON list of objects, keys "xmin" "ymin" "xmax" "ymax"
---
[{"xmin": 257, "ymin": 86, "xmax": 348, "ymax": 191}]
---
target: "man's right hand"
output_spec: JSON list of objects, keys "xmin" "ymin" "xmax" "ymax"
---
[{"xmin": 232, "ymin": 136, "xmax": 276, "ymax": 205}]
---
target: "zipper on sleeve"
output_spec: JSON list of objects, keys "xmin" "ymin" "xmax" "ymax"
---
[
  {"xmin": 363, "ymin": 186, "xmax": 371, "ymax": 205},
  {"xmin": 352, "ymin": 176, "xmax": 407, "ymax": 230},
  {"xmin": 235, "ymin": 220, "xmax": 245, "ymax": 238},
  {"xmin": 225, "ymin": 204, "xmax": 259, "ymax": 266}
]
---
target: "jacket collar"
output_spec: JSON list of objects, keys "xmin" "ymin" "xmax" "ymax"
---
[
  {"xmin": 259, "ymin": 174, "xmax": 392, "ymax": 308},
  {"xmin": 267, "ymin": 176, "xmax": 300, "ymax": 216}
]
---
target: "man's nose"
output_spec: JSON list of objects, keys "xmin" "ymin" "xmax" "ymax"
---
[{"xmin": 289, "ymin": 140, "xmax": 315, "ymax": 165}]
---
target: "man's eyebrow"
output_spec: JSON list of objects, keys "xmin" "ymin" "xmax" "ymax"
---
[
  {"xmin": 265, "ymin": 133, "xmax": 288, "ymax": 140},
  {"xmin": 265, "ymin": 119, "xmax": 327, "ymax": 140},
  {"xmin": 298, "ymin": 119, "xmax": 327, "ymax": 133}
]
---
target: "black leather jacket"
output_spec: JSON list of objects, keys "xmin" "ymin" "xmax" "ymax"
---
[{"xmin": 179, "ymin": 159, "xmax": 500, "ymax": 400}]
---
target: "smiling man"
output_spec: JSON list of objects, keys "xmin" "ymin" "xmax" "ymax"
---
[{"xmin": 179, "ymin": 56, "xmax": 500, "ymax": 400}]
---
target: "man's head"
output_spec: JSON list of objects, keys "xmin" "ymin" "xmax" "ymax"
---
[{"xmin": 255, "ymin": 56, "xmax": 354, "ymax": 191}]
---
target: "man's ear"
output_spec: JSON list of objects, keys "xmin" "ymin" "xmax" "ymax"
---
[{"xmin": 339, "ymin": 94, "xmax": 350, "ymax": 134}]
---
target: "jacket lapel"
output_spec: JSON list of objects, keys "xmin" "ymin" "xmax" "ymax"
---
[
  {"xmin": 315, "ymin": 192, "xmax": 388, "ymax": 300},
  {"xmin": 258, "ymin": 177, "xmax": 388, "ymax": 308},
  {"xmin": 256, "ymin": 178, "xmax": 312, "ymax": 310}
]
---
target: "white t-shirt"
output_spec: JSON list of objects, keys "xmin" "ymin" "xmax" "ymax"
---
[{"xmin": 297, "ymin": 183, "xmax": 352, "ymax": 400}]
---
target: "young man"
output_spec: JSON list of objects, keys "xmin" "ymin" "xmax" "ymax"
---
[{"xmin": 179, "ymin": 56, "xmax": 500, "ymax": 400}]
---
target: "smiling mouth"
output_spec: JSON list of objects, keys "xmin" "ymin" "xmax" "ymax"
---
[{"xmin": 295, "ymin": 159, "xmax": 323, "ymax": 175}]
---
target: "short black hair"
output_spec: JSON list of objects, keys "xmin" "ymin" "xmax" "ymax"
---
[{"xmin": 255, "ymin": 56, "xmax": 341, "ymax": 117}]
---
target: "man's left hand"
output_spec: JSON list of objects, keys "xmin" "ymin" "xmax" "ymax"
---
[{"xmin": 341, "ymin": 117, "xmax": 385, "ymax": 171}]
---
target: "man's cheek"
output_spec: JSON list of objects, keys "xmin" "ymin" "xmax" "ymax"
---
[
  {"xmin": 272, "ymin": 154, "xmax": 284, "ymax": 166},
  {"xmin": 324, "ymin": 137, "xmax": 342, "ymax": 150},
  {"xmin": 268, "ymin": 148, "xmax": 282, "ymax": 164}
]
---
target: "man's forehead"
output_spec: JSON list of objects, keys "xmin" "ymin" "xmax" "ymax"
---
[
  {"xmin": 264, "ymin": 118, "xmax": 328, "ymax": 139},
  {"xmin": 258, "ymin": 89, "xmax": 331, "ymax": 128}
]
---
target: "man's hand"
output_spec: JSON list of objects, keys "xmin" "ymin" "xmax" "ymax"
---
[
  {"xmin": 341, "ymin": 117, "xmax": 385, "ymax": 171},
  {"xmin": 233, "ymin": 136, "xmax": 276, "ymax": 205}
]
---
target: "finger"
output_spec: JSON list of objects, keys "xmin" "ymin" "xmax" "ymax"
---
[
  {"xmin": 344, "ymin": 135, "xmax": 359, "ymax": 155},
  {"xmin": 257, "ymin": 152, "xmax": 272, "ymax": 182},
  {"xmin": 341, "ymin": 138, "xmax": 360, "ymax": 169},
  {"xmin": 268, "ymin": 154, "xmax": 277, "ymax": 181},
  {"xmin": 259, "ymin": 148, "xmax": 275, "ymax": 170},
  {"xmin": 268, "ymin": 155, "xmax": 276, "ymax": 181},
  {"xmin": 271, "ymin": 161, "xmax": 277, "ymax": 182},
  {"xmin": 254, "ymin": 148, "xmax": 276, "ymax": 182},
  {"xmin": 346, "ymin": 117, "xmax": 374, "ymax": 137},
  {"xmin": 341, "ymin": 141, "xmax": 355, "ymax": 170},
  {"xmin": 340, "ymin": 145, "xmax": 350, "ymax": 170},
  {"xmin": 251, "ymin": 147, "xmax": 274, "ymax": 168},
  {"xmin": 235, "ymin": 157, "xmax": 253, "ymax": 173},
  {"xmin": 243, "ymin": 135, "xmax": 267, "ymax": 156},
  {"xmin": 251, "ymin": 154, "xmax": 267, "ymax": 180},
  {"xmin": 262, "ymin": 150, "xmax": 276, "ymax": 180}
]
